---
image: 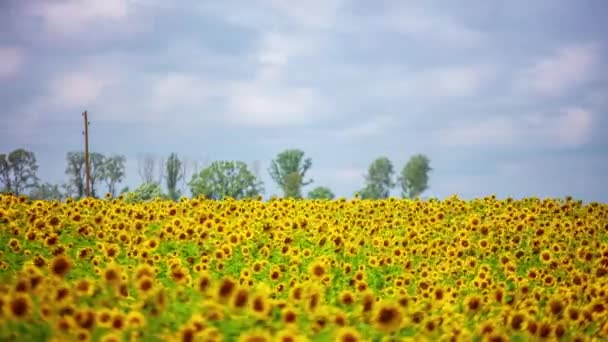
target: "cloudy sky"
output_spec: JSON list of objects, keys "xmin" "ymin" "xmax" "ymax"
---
[{"xmin": 1, "ymin": 0, "xmax": 607, "ymax": 201}]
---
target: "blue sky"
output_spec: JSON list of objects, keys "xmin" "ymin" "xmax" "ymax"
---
[{"xmin": 1, "ymin": 0, "xmax": 607, "ymax": 201}]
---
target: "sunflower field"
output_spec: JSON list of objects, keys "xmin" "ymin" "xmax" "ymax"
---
[{"xmin": 0, "ymin": 194, "xmax": 607, "ymax": 342}]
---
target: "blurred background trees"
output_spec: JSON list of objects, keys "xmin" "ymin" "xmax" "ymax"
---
[{"xmin": 1, "ymin": 147, "xmax": 432, "ymax": 201}]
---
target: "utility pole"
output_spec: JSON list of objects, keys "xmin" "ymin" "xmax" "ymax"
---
[{"xmin": 83, "ymin": 111, "xmax": 90, "ymax": 197}]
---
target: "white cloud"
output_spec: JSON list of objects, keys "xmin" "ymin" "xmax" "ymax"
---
[
  {"xmin": 420, "ymin": 66, "xmax": 493, "ymax": 98},
  {"xmin": 438, "ymin": 116, "xmax": 519, "ymax": 146},
  {"xmin": 525, "ymin": 44, "xmax": 598, "ymax": 96},
  {"xmin": 197, "ymin": 0, "xmax": 344, "ymax": 31},
  {"xmin": 49, "ymin": 70, "xmax": 118, "ymax": 108},
  {"xmin": 437, "ymin": 108, "xmax": 594, "ymax": 148},
  {"xmin": 222, "ymin": 30, "xmax": 329, "ymax": 127},
  {"xmin": 257, "ymin": 32, "xmax": 320, "ymax": 69},
  {"xmin": 365, "ymin": 64, "xmax": 495, "ymax": 102},
  {"xmin": 226, "ymin": 78, "xmax": 323, "ymax": 127},
  {"xmin": 374, "ymin": 5, "xmax": 485, "ymax": 46},
  {"xmin": 0, "ymin": 46, "xmax": 24, "ymax": 78},
  {"xmin": 315, "ymin": 166, "xmax": 364, "ymax": 185},
  {"xmin": 27, "ymin": 0, "xmax": 130, "ymax": 35},
  {"xmin": 148, "ymin": 72, "xmax": 214, "ymax": 112},
  {"xmin": 550, "ymin": 108, "xmax": 593, "ymax": 147},
  {"xmin": 265, "ymin": 0, "xmax": 345, "ymax": 30},
  {"xmin": 336, "ymin": 116, "xmax": 395, "ymax": 139}
]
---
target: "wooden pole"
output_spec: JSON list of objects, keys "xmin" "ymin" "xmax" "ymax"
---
[{"xmin": 83, "ymin": 111, "xmax": 90, "ymax": 197}]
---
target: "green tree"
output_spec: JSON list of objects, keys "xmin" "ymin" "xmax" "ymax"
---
[
  {"xmin": 65, "ymin": 151, "xmax": 108, "ymax": 198},
  {"xmin": 88, "ymin": 153, "xmax": 106, "ymax": 198},
  {"xmin": 308, "ymin": 186, "xmax": 334, "ymax": 200},
  {"xmin": 359, "ymin": 157, "xmax": 395, "ymax": 199},
  {"xmin": 165, "ymin": 153, "xmax": 184, "ymax": 201},
  {"xmin": 268, "ymin": 149, "xmax": 313, "ymax": 198},
  {"xmin": 399, "ymin": 154, "xmax": 432, "ymax": 199},
  {"xmin": 123, "ymin": 182, "xmax": 164, "ymax": 203},
  {"xmin": 0, "ymin": 154, "xmax": 11, "ymax": 192},
  {"xmin": 65, "ymin": 152, "xmax": 86, "ymax": 198},
  {"xmin": 190, "ymin": 161, "xmax": 263, "ymax": 200},
  {"xmin": 0, "ymin": 149, "xmax": 39, "ymax": 195},
  {"xmin": 283, "ymin": 172, "xmax": 303, "ymax": 199},
  {"xmin": 29, "ymin": 182, "xmax": 63, "ymax": 201},
  {"xmin": 102, "ymin": 155, "xmax": 126, "ymax": 197}
]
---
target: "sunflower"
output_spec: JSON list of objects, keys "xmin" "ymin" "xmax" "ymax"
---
[
  {"xmin": 126, "ymin": 311, "xmax": 146, "ymax": 329},
  {"xmin": 289, "ymin": 285, "xmax": 304, "ymax": 302},
  {"xmin": 56, "ymin": 316, "xmax": 76, "ymax": 334},
  {"xmin": 100, "ymin": 333, "xmax": 121, "ymax": 342},
  {"xmin": 237, "ymin": 329, "xmax": 271, "ymax": 342},
  {"xmin": 269, "ymin": 266, "xmax": 282, "ymax": 282},
  {"xmin": 53, "ymin": 286, "xmax": 72, "ymax": 305},
  {"xmin": 74, "ymin": 309, "xmax": 96, "ymax": 330},
  {"xmin": 103, "ymin": 244, "xmax": 120, "ymax": 259},
  {"xmin": 333, "ymin": 310, "xmax": 348, "ymax": 327},
  {"xmin": 339, "ymin": 290, "xmax": 355, "ymax": 306},
  {"xmin": 135, "ymin": 264, "xmax": 155, "ymax": 280},
  {"xmin": 6, "ymin": 293, "xmax": 32, "ymax": 320},
  {"xmin": 215, "ymin": 277, "xmax": 237, "ymax": 304},
  {"xmin": 96, "ymin": 308, "xmax": 114, "ymax": 328},
  {"xmin": 49, "ymin": 255, "xmax": 72, "ymax": 278},
  {"xmin": 537, "ymin": 321, "xmax": 552, "ymax": 339},
  {"xmin": 102, "ymin": 263, "xmax": 123, "ymax": 286},
  {"xmin": 371, "ymin": 301, "xmax": 403, "ymax": 333},
  {"xmin": 465, "ymin": 295, "xmax": 482, "ymax": 314},
  {"xmin": 231, "ymin": 287, "xmax": 250, "ymax": 311},
  {"xmin": 110, "ymin": 312, "xmax": 126, "ymax": 331},
  {"xmin": 360, "ymin": 292, "xmax": 375, "ymax": 315},
  {"xmin": 250, "ymin": 290, "xmax": 272, "ymax": 320},
  {"xmin": 508, "ymin": 312, "xmax": 526, "ymax": 331},
  {"xmin": 274, "ymin": 328, "xmax": 307, "ymax": 342},
  {"xmin": 74, "ymin": 329, "xmax": 91, "ymax": 342},
  {"xmin": 169, "ymin": 265, "xmax": 190, "ymax": 285},
  {"xmin": 136, "ymin": 276, "xmax": 155, "ymax": 296},
  {"xmin": 547, "ymin": 298, "xmax": 565, "ymax": 318},
  {"xmin": 539, "ymin": 250, "xmax": 553, "ymax": 265},
  {"xmin": 281, "ymin": 306, "xmax": 298, "ymax": 325}
]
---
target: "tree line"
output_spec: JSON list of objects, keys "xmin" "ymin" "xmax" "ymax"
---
[{"xmin": 0, "ymin": 148, "xmax": 431, "ymax": 201}]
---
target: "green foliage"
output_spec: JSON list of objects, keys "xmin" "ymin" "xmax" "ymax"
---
[
  {"xmin": 165, "ymin": 153, "xmax": 183, "ymax": 201},
  {"xmin": 0, "ymin": 154, "xmax": 8, "ymax": 192},
  {"xmin": 88, "ymin": 152, "xmax": 106, "ymax": 198},
  {"xmin": 359, "ymin": 157, "xmax": 395, "ymax": 199},
  {"xmin": 65, "ymin": 152, "xmax": 126, "ymax": 198},
  {"xmin": 189, "ymin": 161, "xmax": 263, "ymax": 200},
  {"xmin": 0, "ymin": 148, "xmax": 39, "ymax": 195},
  {"xmin": 102, "ymin": 155, "xmax": 126, "ymax": 197},
  {"xmin": 268, "ymin": 149, "xmax": 313, "ymax": 198},
  {"xmin": 307, "ymin": 186, "xmax": 335, "ymax": 200},
  {"xmin": 283, "ymin": 172, "xmax": 303, "ymax": 199},
  {"xmin": 123, "ymin": 182, "xmax": 164, "ymax": 203},
  {"xmin": 65, "ymin": 151, "xmax": 86, "ymax": 198},
  {"xmin": 28, "ymin": 182, "xmax": 63, "ymax": 201},
  {"xmin": 399, "ymin": 154, "xmax": 432, "ymax": 199}
]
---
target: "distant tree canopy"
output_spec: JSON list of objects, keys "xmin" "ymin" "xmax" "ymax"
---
[
  {"xmin": 399, "ymin": 154, "xmax": 432, "ymax": 199},
  {"xmin": 308, "ymin": 186, "xmax": 335, "ymax": 200},
  {"xmin": 165, "ymin": 153, "xmax": 184, "ymax": 201},
  {"xmin": 0, "ymin": 148, "xmax": 39, "ymax": 195},
  {"xmin": 2, "ymin": 146, "xmax": 432, "ymax": 202},
  {"xmin": 269, "ymin": 149, "xmax": 313, "ymax": 199},
  {"xmin": 359, "ymin": 157, "xmax": 395, "ymax": 199},
  {"xmin": 190, "ymin": 161, "xmax": 263, "ymax": 200},
  {"xmin": 65, "ymin": 151, "xmax": 126, "ymax": 199},
  {"xmin": 123, "ymin": 182, "xmax": 164, "ymax": 203},
  {"xmin": 29, "ymin": 182, "xmax": 63, "ymax": 201},
  {"xmin": 103, "ymin": 155, "xmax": 126, "ymax": 198}
]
